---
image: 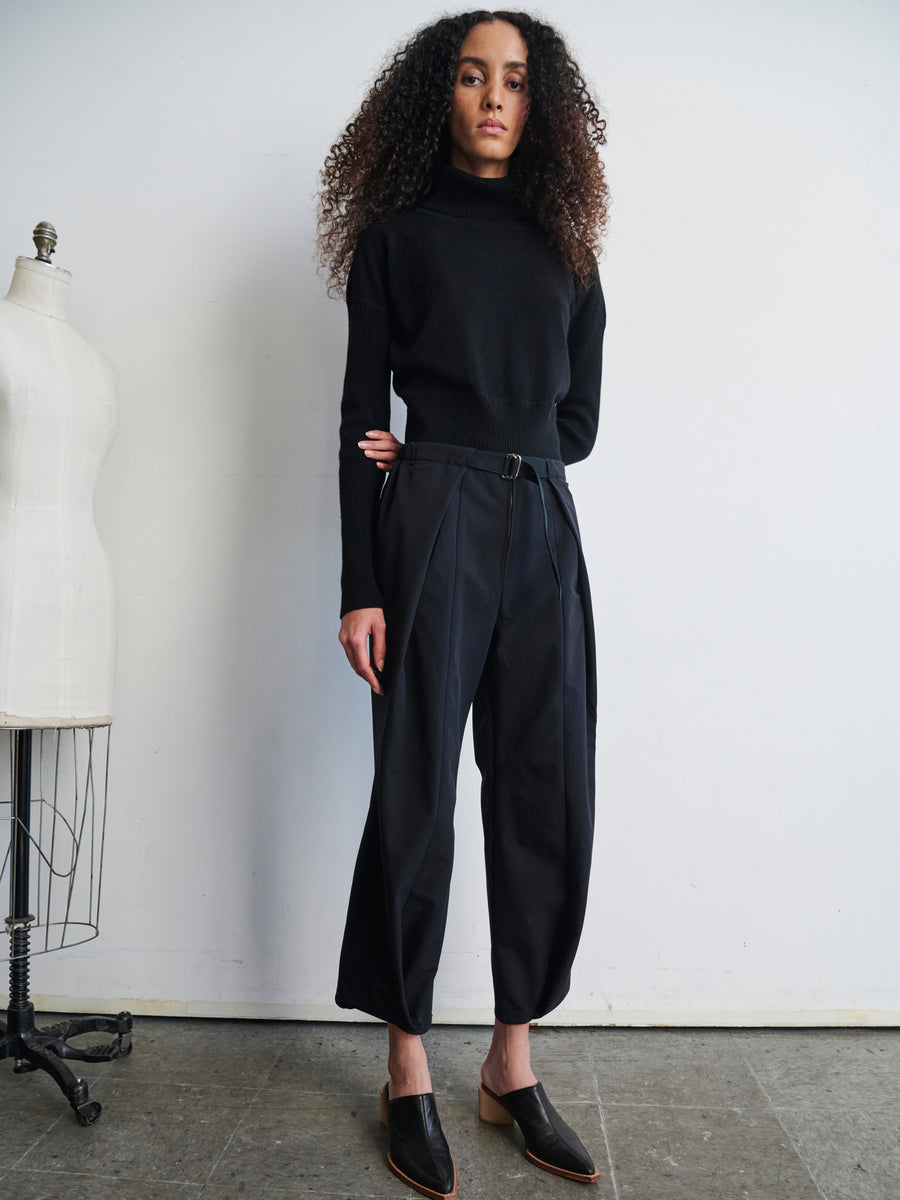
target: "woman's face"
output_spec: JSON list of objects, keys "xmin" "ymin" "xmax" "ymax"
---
[{"xmin": 448, "ymin": 20, "xmax": 529, "ymax": 178}]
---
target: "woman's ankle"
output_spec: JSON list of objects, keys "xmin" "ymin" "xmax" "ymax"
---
[
  {"xmin": 387, "ymin": 1024, "xmax": 433, "ymax": 1097},
  {"xmin": 481, "ymin": 1020, "xmax": 538, "ymax": 1096}
]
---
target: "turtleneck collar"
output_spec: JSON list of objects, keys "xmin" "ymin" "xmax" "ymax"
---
[{"xmin": 418, "ymin": 164, "xmax": 526, "ymax": 221}]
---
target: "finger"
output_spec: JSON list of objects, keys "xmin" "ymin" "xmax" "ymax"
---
[
  {"xmin": 340, "ymin": 636, "xmax": 361, "ymax": 676},
  {"xmin": 351, "ymin": 649, "xmax": 382, "ymax": 694},
  {"xmin": 347, "ymin": 636, "xmax": 383, "ymax": 694},
  {"xmin": 362, "ymin": 434, "xmax": 403, "ymax": 451},
  {"xmin": 371, "ymin": 624, "xmax": 386, "ymax": 674}
]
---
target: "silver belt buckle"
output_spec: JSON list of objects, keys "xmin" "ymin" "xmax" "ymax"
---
[{"xmin": 501, "ymin": 452, "xmax": 522, "ymax": 480}]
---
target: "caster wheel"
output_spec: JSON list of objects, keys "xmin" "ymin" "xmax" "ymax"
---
[
  {"xmin": 75, "ymin": 1100, "xmax": 102, "ymax": 1126},
  {"xmin": 118, "ymin": 1034, "xmax": 133, "ymax": 1057}
]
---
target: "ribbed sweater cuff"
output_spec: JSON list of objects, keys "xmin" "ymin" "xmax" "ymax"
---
[{"xmin": 339, "ymin": 584, "xmax": 385, "ymax": 620}]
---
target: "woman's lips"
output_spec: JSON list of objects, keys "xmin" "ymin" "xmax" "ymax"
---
[{"xmin": 478, "ymin": 120, "xmax": 507, "ymax": 134}]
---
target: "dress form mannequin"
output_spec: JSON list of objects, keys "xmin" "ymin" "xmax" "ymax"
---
[
  {"xmin": 0, "ymin": 226, "xmax": 130, "ymax": 1126},
  {"xmin": 0, "ymin": 241, "xmax": 117, "ymax": 727}
]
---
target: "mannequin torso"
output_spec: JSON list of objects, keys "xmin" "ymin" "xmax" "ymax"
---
[{"xmin": 0, "ymin": 257, "xmax": 118, "ymax": 726}]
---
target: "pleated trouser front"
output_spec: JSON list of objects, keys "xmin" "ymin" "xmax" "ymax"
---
[{"xmin": 335, "ymin": 442, "xmax": 597, "ymax": 1035}]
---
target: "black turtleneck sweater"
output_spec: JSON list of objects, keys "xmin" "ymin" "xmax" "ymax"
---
[{"xmin": 338, "ymin": 164, "xmax": 606, "ymax": 616}]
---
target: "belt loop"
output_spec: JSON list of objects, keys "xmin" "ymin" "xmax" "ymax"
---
[{"xmin": 501, "ymin": 452, "xmax": 522, "ymax": 480}]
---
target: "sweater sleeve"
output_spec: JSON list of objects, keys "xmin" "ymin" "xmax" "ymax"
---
[
  {"xmin": 338, "ymin": 228, "xmax": 393, "ymax": 617},
  {"xmin": 556, "ymin": 269, "xmax": 606, "ymax": 465}
]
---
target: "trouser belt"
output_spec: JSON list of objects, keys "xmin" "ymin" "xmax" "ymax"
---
[
  {"xmin": 402, "ymin": 441, "xmax": 565, "ymax": 481},
  {"xmin": 401, "ymin": 442, "xmax": 565, "ymax": 596}
]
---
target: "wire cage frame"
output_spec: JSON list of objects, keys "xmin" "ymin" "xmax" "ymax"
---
[{"xmin": 1, "ymin": 726, "xmax": 111, "ymax": 960}]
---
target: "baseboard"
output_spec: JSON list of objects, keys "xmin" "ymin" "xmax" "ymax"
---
[{"xmin": 31, "ymin": 995, "xmax": 900, "ymax": 1027}]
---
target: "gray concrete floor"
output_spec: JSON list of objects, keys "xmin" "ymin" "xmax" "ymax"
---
[{"xmin": 0, "ymin": 1018, "xmax": 897, "ymax": 1200}]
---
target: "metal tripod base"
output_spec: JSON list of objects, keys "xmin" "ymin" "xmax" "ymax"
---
[
  {"xmin": 3, "ymin": 729, "xmax": 132, "ymax": 1124},
  {"xmin": 0, "ymin": 1002, "xmax": 133, "ymax": 1124}
]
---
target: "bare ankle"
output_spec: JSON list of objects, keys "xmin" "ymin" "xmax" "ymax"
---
[
  {"xmin": 481, "ymin": 1020, "xmax": 537, "ymax": 1095},
  {"xmin": 387, "ymin": 1024, "xmax": 432, "ymax": 1098}
]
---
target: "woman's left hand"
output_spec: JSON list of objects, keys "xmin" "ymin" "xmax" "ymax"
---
[{"xmin": 359, "ymin": 429, "xmax": 403, "ymax": 471}]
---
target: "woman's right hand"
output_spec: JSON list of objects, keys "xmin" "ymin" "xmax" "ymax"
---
[
  {"xmin": 359, "ymin": 429, "xmax": 403, "ymax": 471},
  {"xmin": 339, "ymin": 607, "xmax": 386, "ymax": 695}
]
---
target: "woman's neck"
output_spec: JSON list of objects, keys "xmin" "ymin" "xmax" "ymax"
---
[{"xmin": 4, "ymin": 257, "xmax": 72, "ymax": 320}]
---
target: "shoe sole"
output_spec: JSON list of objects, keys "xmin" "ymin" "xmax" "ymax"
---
[
  {"xmin": 386, "ymin": 1152, "xmax": 458, "ymax": 1200},
  {"xmin": 526, "ymin": 1148, "xmax": 602, "ymax": 1184}
]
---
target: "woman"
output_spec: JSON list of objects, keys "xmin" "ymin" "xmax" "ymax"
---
[{"xmin": 318, "ymin": 11, "xmax": 609, "ymax": 1198}]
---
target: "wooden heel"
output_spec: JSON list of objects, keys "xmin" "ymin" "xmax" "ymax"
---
[
  {"xmin": 478, "ymin": 1082, "xmax": 516, "ymax": 1126},
  {"xmin": 380, "ymin": 1082, "xmax": 389, "ymax": 1128}
]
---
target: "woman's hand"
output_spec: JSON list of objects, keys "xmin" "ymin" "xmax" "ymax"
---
[
  {"xmin": 359, "ymin": 429, "xmax": 403, "ymax": 471},
  {"xmin": 339, "ymin": 607, "xmax": 386, "ymax": 695}
]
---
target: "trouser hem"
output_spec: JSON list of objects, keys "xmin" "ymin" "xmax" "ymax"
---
[{"xmin": 334, "ymin": 992, "xmax": 433, "ymax": 1036}]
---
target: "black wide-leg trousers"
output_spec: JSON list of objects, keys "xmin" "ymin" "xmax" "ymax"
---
[{"xmin": 336, "ymin": 442, "xmax": 597, "ymax": 1035}]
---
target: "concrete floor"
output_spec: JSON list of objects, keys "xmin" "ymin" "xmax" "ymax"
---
[{"xmin": 0, "ymin": 1018, "xmax": 897, "ymax": 1200}]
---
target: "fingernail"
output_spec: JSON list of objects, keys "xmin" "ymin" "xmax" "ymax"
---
[{"xmin": 377, "ymin": 661, "xmax": 385, "ymax": 670}]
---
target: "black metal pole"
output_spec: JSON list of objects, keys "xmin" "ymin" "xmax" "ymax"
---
[
  {"xmin": 10, "ymin": 730, "xmax": 33, "ymax": 924},
  {"xmin": 7, "ymin": 730, "xmax": 34, "ymax": 1016}
]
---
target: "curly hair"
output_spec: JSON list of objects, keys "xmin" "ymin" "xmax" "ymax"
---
[{"xmin": 317, "ymin": 10, "xmax": 609, "ymax": 296}]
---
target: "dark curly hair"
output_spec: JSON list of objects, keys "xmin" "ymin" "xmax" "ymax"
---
[{"xmin": 317, "ymin": 10, "xmax": 609, "ymax": 296}]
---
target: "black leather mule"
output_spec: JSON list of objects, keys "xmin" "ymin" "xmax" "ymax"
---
[
  {"xmin": 380, "ymin": 1083, "xmax": 458, "ymax": 1200},
  {"xmin": 478, "ymin": 1080, "xmax": 600, "ymax": 1183}
]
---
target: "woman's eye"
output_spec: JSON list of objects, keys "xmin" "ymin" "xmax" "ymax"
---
[
  {"xmin": 460, "ymin": 73, "xmax": 482, "ymax": 85},
  {"xmin": 507, "ymin": 79, "xmax": 525, "ymax": 91}
]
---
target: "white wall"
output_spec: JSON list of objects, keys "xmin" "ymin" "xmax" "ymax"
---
[{"xmin": 2, "ymin": 0, "xmax": 898, "ymax": 1025}]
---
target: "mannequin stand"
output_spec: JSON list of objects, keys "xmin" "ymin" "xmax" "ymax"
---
[{"xmin": 0, "ymin": 730, "xmax": 132, "ymax": 1125}]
